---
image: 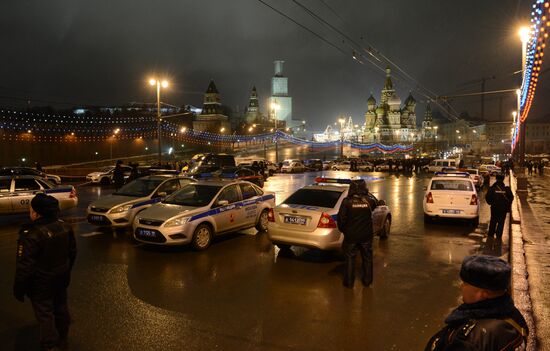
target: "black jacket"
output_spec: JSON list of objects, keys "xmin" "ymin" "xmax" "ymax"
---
[
  {"xmin": 486, "ymin": 181, "xmax": 513, "ymax": 213},
  {"xmin": 113, "ymin": 165, "xmax": 125, "ymax": 187},
  {"xmin": 14, "ymin": 216, "xmax": 77, "ymax": 300},
  {"xmin": 337, "ymin": 194, "xmax": 377, "ymax": 243},
  {"xmin": 425, "ymin": 294, "xmax": 528, "ymax": 351}
]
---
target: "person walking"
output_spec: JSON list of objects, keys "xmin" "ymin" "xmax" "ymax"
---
[
  {"xmin": 486, "ymin": 173, "xmax": 513, "ymax": 239},
  {"xmin": 112, "ymin": 160, "xmax": 125, "ymax": 190},
  {"xmin": 337, "ymin": 179, "xmax": 377, "ymax": 288},
  {"xmin": 14, "ymin": 193, "xmax": 77, "ymax": 351},
  {"xmin": 424, "ymin": 255, "xmax": 528, "ymax": 351}
]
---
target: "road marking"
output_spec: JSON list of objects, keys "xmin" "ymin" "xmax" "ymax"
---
[{"xmin": 80, "ymin": 231, "xmax": 105, "ymax": 237}]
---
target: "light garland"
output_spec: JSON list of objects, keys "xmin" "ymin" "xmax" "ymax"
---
[{"xmin": 512, "ymin": 0, "xmax": 549, "ymax": 150}]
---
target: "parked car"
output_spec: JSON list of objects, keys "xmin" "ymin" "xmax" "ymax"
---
[
  {"xmin": 331, "ymin": 161, "xmax": 352, "ymax": 171},
  {"xmin": 133, "ymin": 179, "xmax": 275, "ymax": 249},
  {"xmin": 0, "ymin": 167, "xmax": 62, "ymax": 185},
  {"xmin": 322, "ymin": 161, "xmax": 334, "ymax": 170},
  {"xmin": 86, "ymin": 165, "xmax": 133, "ymax": 185},
  {"xmin": 87, "ymin": 175, "xmax": 195, "ymax": 227},
  {"xmin": 236, "ymin": 158, "xmax": 278, "ymax": 176},
  {"xmin": 187, "ymin": 153, "xmax": 236, "ymax": 175},
  {"xmin": 0, "ymin": 175, "xmax": 77, "ymax": 215},
  {"xmin": 423, "ymin": 172, "xmax": 479, "ymax": 225},
  {"xmin": 303, "ymin": 159, "xmax": 323, "ymax": 171},
  {"xmin": 478, "ymin": 164, "xmax": 502, "ymax": 176},
  {"xmin": 422, "ymin": 159, "xmax": 460, "ymax": 173},
  {"xmin": 267, "ymin": 177, "xmax": 391, "ymax": 251},
  {"xmin": 464, "ymin": 168, "xmax": 484, "ymax": 188},
  {"xmin": 280, "ymin": 160, "xmax": 306, "ymax": 173}
]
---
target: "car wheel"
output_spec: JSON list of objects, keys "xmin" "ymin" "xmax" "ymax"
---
[
  {"xmin": 379, "ymin": 217, "xmax": 391, "ymax": 239},
  {"xmin": 100, "ymin": 177, "xmax": 110, "ymax": 185},
  {"xmin": 256, "ymin": 209, "xmax": 269, "ymax": 232},
  {"xmin": 191, "ymin": 223, "xmax": 213, "ymax": 251},
  {"xmin": 424, "ymin": 214, "xmax": 433, "ymax": 223}
]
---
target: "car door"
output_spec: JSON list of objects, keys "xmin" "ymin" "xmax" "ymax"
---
[
  {"xmin": 11, "ymin": 178, "xmax": 43, "ymax": 213},
  {"xmin": 239, "ymin": 183, "xmax": 261, "ymax": 226},
  {"xmin": 0, "ymin": 179, "xmax": 13, "ymax": 214},
  {"xmin": 213, "ymin": 184, "xmax": 244, "ymax": 232}
]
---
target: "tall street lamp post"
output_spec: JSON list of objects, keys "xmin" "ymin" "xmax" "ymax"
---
[
  {"xmin": 339, "ymin": 117, "xmax": 346, "ymax": 158},
  {"xmin": 149, "ymin": 78, "xmax": 169, "ymax": 166},
  {"xmin": 271, "ymin": 101, "xmax": 280, "ymax": 163}
]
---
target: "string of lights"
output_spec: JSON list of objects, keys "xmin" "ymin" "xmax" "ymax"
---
[{"xmin": 512, "ymin": 0, "xmax": 549, "ymax": 150}]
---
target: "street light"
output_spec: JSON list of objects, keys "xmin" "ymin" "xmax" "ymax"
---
[
  {"xmin": 271, "ymin": 101, "xmax": 280, "ymax": 163},
  {"xmin": 338, "ymin": 118, "xmax": 346, "ymax": 158},
  {"xmin": 110, "ymin": 128, "xmax": 120, "ymax": 159},
  {"xmin": 149, "ymin": 78, "xmax": 169, "ymax": 166}
]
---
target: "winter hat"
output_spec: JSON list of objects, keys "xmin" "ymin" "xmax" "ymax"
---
[
  {"xmin": 460, "ymin": 255, "xmax": 511, "ymax": 291},
  {"xmin": 31, "ymin": 193, "xmax": 59, "ymax": 217}
]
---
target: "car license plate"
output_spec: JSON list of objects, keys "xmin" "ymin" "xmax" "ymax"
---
[
  {"xmin": 91, "ymin": 215, "xmax": 104, "ymax": 221},
  {"xmin": 442, "ymin": 209, "xmax": 461, "ymax": 214},
  {"xmin": 284, "ymin": 216, "xmax": 307, "ymax": 225},
  {"xmin": 138, "ymin": 229, "xmax": 157, "ymax": 237}
]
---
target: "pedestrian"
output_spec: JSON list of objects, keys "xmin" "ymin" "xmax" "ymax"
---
[
  {"xmin": 13, "ymin": 193, "xmax": 77, "ymax": 351},
  {"xmin": 112, "ymin": 160, "xmax": 125, "ymax": 190},
  {"xmin": 337, "ymin": 179, "xmax": 377, "ymax": 288},
  {"xmin": 424, "ymin": 255, "xmax": 528, "ymax": 351},
  {"xmin": 127, "ymin": 162, "xmax": 139, "ymax": 182},
  {"xmin": 527, "ymin": 161, "xmax": 533, "ymax": 176},
  {"xmin": 539, "ymin": 162, "xmax": 544, "ymax": 176},
  {"xmin": 486, "ymin": 173, "xmax": 513, "ymax": 239}
]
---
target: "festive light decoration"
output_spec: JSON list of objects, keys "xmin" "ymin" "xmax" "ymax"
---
[
  {"xmin": 512, "ymin": 0, "xmax": 550, "ymax": 150},
  {"xmin": 0, "ymin": 109, "xmax": 414, "ymax": 153}
]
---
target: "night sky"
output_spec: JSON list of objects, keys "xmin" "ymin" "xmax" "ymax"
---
[{"xmin": 0, "ymin": 0, "xmax": 546, "ymax": 131}]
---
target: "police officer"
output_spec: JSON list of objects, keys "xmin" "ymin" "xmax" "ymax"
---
[
  {"xmin": 486, "ymin": 173, "xmax": 513, "ymax": 238},
  {"xmin": 113, "ymin": 160, "xmax": 125, "ymax": 190},
  {"xmin": 13, "ymin": 193, "xmax": 77, "ymax": 351},
  {"xmin": 337, "ymin": 179, "xmax": 377, "ymax": 288},
  {"xmin": 425, "ymin": 255, "xmax": 528, "ymax": 350}
]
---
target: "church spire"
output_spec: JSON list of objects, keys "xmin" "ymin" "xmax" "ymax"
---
[
  {"xmin": 424, "ymin": 102, "xmax": 433, "ymax": 122},
  {"xmin": 384, "ymin": 66, "xmax": 393, "ymax": 90}
]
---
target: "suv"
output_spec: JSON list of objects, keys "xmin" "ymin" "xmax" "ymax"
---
[
  {"xmin": 423, "ymin": 159, "xmax": 459, "ymax": 173},
  {"xmin": 304, "ymin": 159, "xmax": 323, "ymax": 171},
  {"xmin": 187, "ymin": 154, "xmax": 236, "ymax": 174}
]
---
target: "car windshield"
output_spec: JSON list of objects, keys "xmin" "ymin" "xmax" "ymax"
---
[
  {"xmin": 163, "ymin": 184, "xmax": 222, "ymax": 207},
  {"xmin": 283, "ymin": 189, "xmax": 344, "ymax": 208},
  {"xmin": 100, "ymin": 166, "xmax": 114, "ymax": 173},
  {"xmin": 431, "ymin": 180, "xmax": 473, "ymax": 191},
  {"xmin": 113, "ymin": 179, "xmax": 163, "ymax": 197}
]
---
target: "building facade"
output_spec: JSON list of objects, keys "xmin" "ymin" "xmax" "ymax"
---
[
  {"xmin": 269, "ymin": 60, "xmax": 292, "ymax": 126},
  {"xmin": 193, "ymin": 80, "xmax": 231, "ymax": 133}
]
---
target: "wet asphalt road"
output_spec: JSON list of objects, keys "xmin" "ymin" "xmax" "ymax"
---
[{"xmin": 0, "ymin": 171, "xmax": 498, "ymax": 351}]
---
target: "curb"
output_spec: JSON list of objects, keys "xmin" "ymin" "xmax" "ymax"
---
[{"xmin": 509, "ymin": 172, "xmax": 537, "ymax": 350}]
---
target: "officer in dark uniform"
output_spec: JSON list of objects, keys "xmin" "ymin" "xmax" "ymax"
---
[
  {"xmin": 485, "ymin": 173, "xmax": 513, "ymax": 238},
  {"xmin": 14, "ymin": 193, "xmax": 77, "ymax": 351},
  {"xmin": 425, "ymin": 255, "xmax": 528, "ymax": 351},
  {"xmin": 337, "ymin": 179, "xmax": 377, "ymax": 288},
  {"xmin": 113, "ymin": 160, "xmax": 125, "ymax": 190}
]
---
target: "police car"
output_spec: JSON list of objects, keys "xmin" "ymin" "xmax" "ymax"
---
[
  {"xmin": 423, "ymin": 172, "xmax": 479, "ymax": 224},
  {"xmin": 86, "ymin": 165, "xmax": 133, "ymax": 185},
  {"xmin": 133, "ymin": 179, "xmax": 275, "ymax": 250},
  {"xmin": 267, "ymin": 177, "xmax": 391, "ymax": 251},
  {"xmin": 0, "ymin": 175, "xmax": 77, "ymax": 215},
  {"xmin": 87, "ymin": 175, "xmax": 195, "ymax": 227}
]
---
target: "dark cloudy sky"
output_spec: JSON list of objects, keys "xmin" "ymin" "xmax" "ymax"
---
[{"xmin": 1, "ymin": 0, "xmax": 545, "ymax": 131}]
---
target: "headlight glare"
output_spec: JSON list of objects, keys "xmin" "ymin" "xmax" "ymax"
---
[
  {"xmin": 165, "ymin": 216, "xmax": 190, "ymax": 227},
  {"xmin": 110, "ymin": 204, "xmax": 133, "ymax": 214}
]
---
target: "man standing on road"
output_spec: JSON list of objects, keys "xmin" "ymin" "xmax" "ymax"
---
[
  {"xmin": 425, "ymin": 255, "xmax": 528, "ymax": 351},
  {"xmin": 486, "ymin": 173, "xmax": 513, "ymax": 239},
  {"xmin": 113, "ymin": 160, "xmax": 125, "ymax": 190},
  {"xmin": 337, "ymin": 179, "xmax": 377, "ymax": 288},
  {"xmin": 13, "ymin": 193, "xmax": 77, "ymax": 351}
]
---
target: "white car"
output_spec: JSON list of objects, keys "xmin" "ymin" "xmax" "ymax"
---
[
  {"xmin": 87, "ymin": 175, "xmax": 195, "ymax": 228},
  {"xmin": 133, "ymin": 180, "xmax": 275, "ymax": 249},
  {"xmin": 423, "ymin": 172, "xmax": 479, "ymax": 225},
  {"xmin": 478, "ymin": 164, "xmax": 502, "ymax": 176},
  {"xmin": 267, "ymin": 177, "xmax": 391, "ymax": 251},
  {"xmin": 465, "ymin": 168, "xmax": 484, "ymax": 188},
  {"xmin": 0, "ymin": 175, "xmax": 77, "ymax": 215},
  {"xmin": 331, "ymin": 161, "xmax": 351, "ymax": 171},
  {"xmin": 86, "ymin": 165, "xmax": 132, "ymax": 185},
  {"xmin": 281, "ymin": 160, "xmax": 305, "ymax": 173},
  {"xmin": 423, "ymin": 159, "xmax": 459, "ymax": 173}
]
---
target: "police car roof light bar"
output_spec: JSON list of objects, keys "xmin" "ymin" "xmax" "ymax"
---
[{"xmin": 434, "ymin": 172, "xmax": 470, "ymax": 177}]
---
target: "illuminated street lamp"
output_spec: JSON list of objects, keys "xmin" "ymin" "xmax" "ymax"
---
[
  {"xmin": 338, "ymin": 117, "xmax": 346, "ymax": 158},
  {"xmin": 110, "ymin": 128, "xmax": 120, "ymax": 159},
  {"xmin": 149, "ymin": 78, "xmax": 169, "ymax": 166}
]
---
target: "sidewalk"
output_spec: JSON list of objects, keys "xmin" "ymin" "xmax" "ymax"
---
[{"xmin": 512, "ymin": 171, "xmax": 550, "ymax": 351}]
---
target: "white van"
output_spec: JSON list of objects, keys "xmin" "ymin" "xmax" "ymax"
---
[{"xmin": 424, "ymin": 159, "xmax": 459, "ymax": 173}]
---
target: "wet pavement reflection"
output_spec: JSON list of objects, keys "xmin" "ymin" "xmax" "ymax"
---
[{"xmin": 0, "ymin": 170, "xmax": 498, "ymax": 350}]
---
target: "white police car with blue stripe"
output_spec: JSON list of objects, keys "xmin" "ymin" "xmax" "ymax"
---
[
  {"xmin": 87, "ymin": 175, "xmax": 195, "ymax": 227},
  {"xmin": 133, "ymin": 179, "xmax": 275, "ymax": 250}
]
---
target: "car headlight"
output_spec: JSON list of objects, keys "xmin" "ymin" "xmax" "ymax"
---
[
  {"xmin": 164, "ymin": 216, "xmax": 190, "ymax": 227},
  {"xmin": 110, "ymin": 204, "xmax": 133, "ymax": 214}
]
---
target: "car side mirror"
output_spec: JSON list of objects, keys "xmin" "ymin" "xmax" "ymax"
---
[
  {"xmin": 216, "ymin": 200, "xmax": 229, "ymax": 207},
  {"xmin": 378, "ymin": 200, "xmax": 386, "ymax": 206}
]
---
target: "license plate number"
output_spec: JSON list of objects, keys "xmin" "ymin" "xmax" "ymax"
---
[
  {"xmin": 442, "ymin": 209, "xmax": 461, "ymax": 214},
  {"xmin": 91, "ymin": 215, "xmax": 104, "ymax": 221},
  {"xmin": 138, "ymin": 229, "xmax": 157, "ymax": 237},
  {"xmin": 284, "ymin": 216, "xmax": 307, "ymax": 225}
]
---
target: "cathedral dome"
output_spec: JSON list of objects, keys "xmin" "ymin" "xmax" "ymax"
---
[{"xmin": 388, "ymin": 95, "xmax": 401, "ymax": 108}]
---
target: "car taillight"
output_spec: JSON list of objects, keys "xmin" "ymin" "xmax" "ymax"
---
[
  {"xmin": 268, "ymin": 208, "xmax": 275, "ymax": 222},
  {"xmin": 70, "ymin": 187, "xmax": 77, "ymax": 198},
  {"xmin": 317, "ymin": 212, "xmax": 337, "ymax": 228},
  {"xmin": 470, "ymin": 194, "xmax": 478, "ymax": 205},
  {"xmin": 426, "ymin": 192, "xmax": 434, "ymax": 204}
]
